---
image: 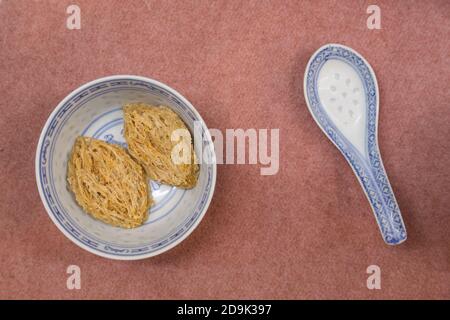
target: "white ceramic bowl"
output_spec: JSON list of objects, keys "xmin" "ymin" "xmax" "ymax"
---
[{"xmin": 35, "ymin": 75, "xmax": 216, "ymax": 260}]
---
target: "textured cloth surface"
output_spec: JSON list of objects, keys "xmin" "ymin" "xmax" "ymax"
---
[{"xmin": 0, "ymin": 0, "xmax": 449, "ymax": 299}]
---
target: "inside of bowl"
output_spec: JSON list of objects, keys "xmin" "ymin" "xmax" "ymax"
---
[{"xmin": 39, "ymin": 78, "xmax": 214, "ymax": 256}]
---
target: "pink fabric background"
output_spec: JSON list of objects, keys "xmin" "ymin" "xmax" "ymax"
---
[{"xmin": 0, "ymin": 0, "xmax": 449, "ymax": 299}]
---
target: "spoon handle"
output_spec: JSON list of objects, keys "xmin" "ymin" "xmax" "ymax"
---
[{"xmin": 353, "ymin": 154, "xmax": 407, "ymax": 245}]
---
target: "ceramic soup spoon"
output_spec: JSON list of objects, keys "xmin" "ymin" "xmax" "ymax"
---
[{"xmin": 303, "ymin": 43, "xmax": 407, "ymax": 245}]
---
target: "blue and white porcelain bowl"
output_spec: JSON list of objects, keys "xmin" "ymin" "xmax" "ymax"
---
[{"xmin": 35, "ymin": 75, "xmax": 217, "ymax": 260}]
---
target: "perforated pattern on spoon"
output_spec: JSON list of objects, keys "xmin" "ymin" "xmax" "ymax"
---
[{"xmin": 317, "ymin": 59, "xmax": 366, "ymax": 155}]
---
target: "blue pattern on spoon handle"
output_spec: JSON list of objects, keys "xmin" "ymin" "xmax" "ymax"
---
[{"xmin": 349, "ymin": 142, "xmax": 406, "ymax": 244}]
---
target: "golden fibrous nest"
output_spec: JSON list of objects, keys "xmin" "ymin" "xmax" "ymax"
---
[
  {"xmin": 123, "ymin": 103, "xmax": 199, "ymax": 189},
  {"xmin": 67, "ymin": 137, "xmax": 152, "ymax": 228}
]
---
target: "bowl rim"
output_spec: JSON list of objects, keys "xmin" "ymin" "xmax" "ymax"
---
[{"xmin": 35, "ymin": 75, "xmax": 217, "ymax": 260}]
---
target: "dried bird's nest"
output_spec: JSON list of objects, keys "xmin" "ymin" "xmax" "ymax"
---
[
  {"xmin": 123, "ymin": 103, "xmax": 199, "ymax": 189},
  {"xmin": 67, "ymin": 137, "xmax": 152, "ymax": 228}
]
